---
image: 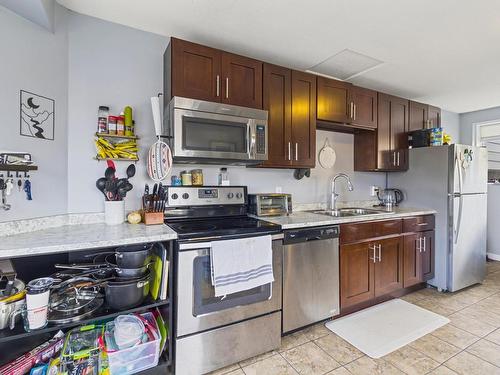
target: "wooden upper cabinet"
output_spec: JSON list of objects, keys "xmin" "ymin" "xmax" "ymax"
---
[
  {"xmin": 428, "ymin": 105, "xmax": 441, "ymax": 128},
  {"xmin": 317, "ymin": 77, "xmax": 351, "ymax": 124},
  {"xmin": 291, "ymin": 71, "xmax": 316, "ymax": 168},
  {"xmin": 167, "ymin": 38, "xmax": 263, "ymax": 109},
  {"xmin": 262, "ymin": 64, "xmax": 292, "ymax": 168},
  {"xmin": 377, "ymin": 93, "xmax": 409, "ymax": 171},
  {"xmin": 169, "ymin": 38, "xmax": 221, "ymax": 102},
  {"xmin": 409, "ymin": 101, "xmax": 441, "ymax": 131},
  {"xmin": 221, "ymin": 53, "xmax": 262, "ymax": 108},
  {"xmin": 351, "ymin": 86, "xmax": 378, "ymax": 129},
  {"xmin": 409, "ymin": 101, "xmax": 428, "ymax": 132}
]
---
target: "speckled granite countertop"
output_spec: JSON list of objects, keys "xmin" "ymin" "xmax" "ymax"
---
[
  {"xmin": 259, "ymin": 207, "xmax": 437, "ymax": 230},
  {"xmin": 0, "ymin": 222, "xmax": 177, "ymax": 259}
]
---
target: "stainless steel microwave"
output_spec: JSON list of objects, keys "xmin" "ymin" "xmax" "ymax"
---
[{"xmin": 164, "ymin": 97, "xmax": 268, "ymax": 165}]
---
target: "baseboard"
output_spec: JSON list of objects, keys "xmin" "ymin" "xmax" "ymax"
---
[{"xmin": 487, "ymin": 253, "xmax": 500, "ymax": 261}]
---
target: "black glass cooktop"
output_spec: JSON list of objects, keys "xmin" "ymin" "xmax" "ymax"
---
[{"xmin": 165, "ymin": 216, "xmax": 281, "ymax": 240}]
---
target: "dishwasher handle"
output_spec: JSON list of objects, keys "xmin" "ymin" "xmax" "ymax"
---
[{"xmin": 284, "ymin": 225, "xmax": 339, "ymax": 245}]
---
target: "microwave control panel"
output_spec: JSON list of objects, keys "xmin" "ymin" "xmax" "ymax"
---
[
  {"xmin": 166, "ymin": 186, "xmax": 246, "ymax": 207},
  {"xmin": 256, "ymin": 125, "xmax": 266, "ymax": 154}
]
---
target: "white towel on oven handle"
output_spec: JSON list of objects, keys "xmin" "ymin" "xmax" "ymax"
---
[{"xmin": 210, "ymin": 235, "xmax": 274, "ymax": 297}]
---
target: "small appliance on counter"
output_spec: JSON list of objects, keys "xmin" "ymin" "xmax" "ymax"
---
[
  {"xmin": 375, "ymin": 188, "xmax": 403, "ymax": 208},
  {"xmin": 248, "ymin": 193, "xmax": 292, "ymax": 217}
]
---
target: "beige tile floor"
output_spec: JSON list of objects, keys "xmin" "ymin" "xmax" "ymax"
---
[{"xmin": 210, "ymin": 260, "xmax": 500, "ymax": 375}]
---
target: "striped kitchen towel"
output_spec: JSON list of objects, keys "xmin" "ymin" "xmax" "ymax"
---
[{"xmin": 210, "ymin": 235, "xmax": 274, "ymax": 297}]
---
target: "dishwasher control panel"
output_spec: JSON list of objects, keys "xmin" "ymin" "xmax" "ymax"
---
[{"xmin": 283, "ymin": 225, "xmax": 339, "ymax": 244}]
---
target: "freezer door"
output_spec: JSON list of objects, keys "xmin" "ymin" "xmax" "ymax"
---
[
  {"xmin": 451, "ymin": 145, "xmax": 488, "ymax": 194},
  {"xmin": 449, "ymin": 193, "xmax": 487, "ymax": 292}
]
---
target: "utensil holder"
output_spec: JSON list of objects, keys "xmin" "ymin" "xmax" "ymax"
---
[
  {"xmin": 105, "ymin": 200, "xmax": 125, "ymax": 225},
  {"xmin": 142, "ymin": 211, "xmax": 164, "ymax": 225}
]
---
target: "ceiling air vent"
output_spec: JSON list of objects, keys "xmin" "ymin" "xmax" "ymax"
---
[{"xmin": 307, "ymin": 49, "xmax": 383, "ymax": 81}]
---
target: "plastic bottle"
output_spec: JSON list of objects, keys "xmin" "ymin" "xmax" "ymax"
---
[{"xmin": 124, "ymin": 106, "xmax": 134, "ymax": 136}]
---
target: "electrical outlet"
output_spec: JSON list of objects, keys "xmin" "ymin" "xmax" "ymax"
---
[
  {"xmin": 275, "ymin": 186, "xmax": 283, "ymax": 193},
  {"xmin": 370, "ymin": 186, "xmax": 379, "ymax": 197}
]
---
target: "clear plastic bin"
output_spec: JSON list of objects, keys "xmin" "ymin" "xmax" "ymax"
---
[{"xmin": 105, "ymin": 320, "xmax": 160, "ymax": 375}]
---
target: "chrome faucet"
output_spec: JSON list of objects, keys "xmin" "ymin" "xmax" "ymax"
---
[{"xmin": 331, "ymin": 173, "xmax": 354, "ymax": 210}]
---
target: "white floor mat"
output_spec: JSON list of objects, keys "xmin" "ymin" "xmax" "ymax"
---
[{"xmin": 325, "ymin": 299, "xmax": 450, "ymax": 358}]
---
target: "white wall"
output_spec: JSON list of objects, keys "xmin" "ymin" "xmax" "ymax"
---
[
  {"xmin": 0, "ymin": 5, "xmax": 68, "ymax": 222},
  {"xmin": 66, "ymin": 11, "xmax": 168, "ymax": 213},
  {"xmin": 170, "ymin": 130, "xmax": 385, "ymax": 205},
  {"xmin": 441, "ymin": 109, "xmax": 460, "ymax": 144}
]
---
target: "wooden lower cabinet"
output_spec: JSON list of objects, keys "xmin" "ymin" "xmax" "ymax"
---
[
  {"xmin": 421, "ymin": 230, "xmax": 434, "ymax": 281},
  {"xmin": 374, "ymin": 237, "xmax": 403, "ymax": 297},
  {"xmin": 340, "ymin": 218, "xmax": 435, "ymax": 313},
  {"xmin": 403, "ymin": 230, "xmax": 435, "ymax": 288},
  {"xmin": 340, "ymin": 236, "xmax": 403, "ymax": 309},
  {"xmin": 340, "ymin": 242, "xmax": 375, "ymax": 309}
]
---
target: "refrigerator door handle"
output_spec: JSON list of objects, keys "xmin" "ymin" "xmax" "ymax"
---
[{"xmin": 454, "ymin": 195, "xmax": 464, "ymax": 245}]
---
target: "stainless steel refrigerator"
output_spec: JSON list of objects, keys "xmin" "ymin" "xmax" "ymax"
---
[{"xmin": 389, "ymin": 144, "xmax": 488, "ymax": 292}]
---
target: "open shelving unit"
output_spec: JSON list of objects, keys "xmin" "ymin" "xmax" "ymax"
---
[{"xmin": 0, "ymin": 242, "xmax": 174, "ymax": 374}]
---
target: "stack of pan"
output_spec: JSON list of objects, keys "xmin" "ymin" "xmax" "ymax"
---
[{"xmin": 52, "ymin": 244, "xmax": 153, "ymax": 315}]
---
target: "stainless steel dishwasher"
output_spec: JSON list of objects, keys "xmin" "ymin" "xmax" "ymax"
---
[{"xmin": 283, "ymin": 225, "xmax": 340, "ymax": 333}]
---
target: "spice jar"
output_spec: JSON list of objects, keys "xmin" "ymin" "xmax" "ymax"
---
[
  {"xmin": 181, "ymin": 171, "xmax": 192, "ymax": 186},
  {"xmin": 117, "ymin": 115, "xmax": 125, "ymax": 136},
  {"xmin": 108, "ymin": 116, "xmax": 117, "ymax": 135},
  {"xmin": 191, "ymin": 169, "xmax": 203, "ymax": 186}
]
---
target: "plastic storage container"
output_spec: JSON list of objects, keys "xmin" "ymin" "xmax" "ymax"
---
[{"xmin": 105, "ymin": 320, "xmax": 160, "ymax": 375}]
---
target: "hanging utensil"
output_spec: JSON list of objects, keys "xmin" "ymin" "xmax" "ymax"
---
[{"xmin": 147, "ymin": 94, "xmax": 172, "ymax": 182}]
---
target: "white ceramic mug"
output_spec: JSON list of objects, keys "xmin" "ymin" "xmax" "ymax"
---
[{"xmin": 105, "ymin": 200, "xmax": 125, "ymax": 225}]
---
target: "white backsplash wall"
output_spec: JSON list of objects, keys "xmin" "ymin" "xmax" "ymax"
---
[
  {"xmin": 0, "ymin": 5, "xmax": 69, "ymax": 222},
  {"xmin": 170, "ymin": 130, "xmax": 386, "ymax": 206}
]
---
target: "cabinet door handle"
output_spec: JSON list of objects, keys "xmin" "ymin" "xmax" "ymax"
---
[
  {"xmin": 288, "ymin": 142, "xmax": 291, "ymax": 161},
  {"xmin": 393, "ymin": 152, "xmax": 396, "ymax": 166},
  {"xmin": 423, "ymin": 236, "xmax": 426, "ymax": 252},
  {"xmin": 216, "ymin": 75, "xmax": 220, "ymax": 97},
  {"xmin": 369, "ymin": 244, "xmax": 377, "ymax": 263},
  {"xmin": 354, "ymin": 104, "xmax": 357, "ymax": 121},
  {"xmin": 295, "ymin": 143, "xmax": 298, "ymax": 161},
  {"xmin": 397, "ymin": 152, "xmax": 400, "ymax": 166},
  {"xmin": 225, "ymin": 77, "xmax": 229, "ymax": 99},
  {"xmin": 378, "ymin": 244, "xmax": 382, "ymax": 262},
  {"xmin": 418, "ymin": 237, "xmax": 422, "ymax": 253}
]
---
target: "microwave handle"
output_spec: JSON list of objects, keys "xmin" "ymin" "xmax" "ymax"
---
[{"xmin": 248, "ymin": 121, "xmax": 257, "ymax": 159}]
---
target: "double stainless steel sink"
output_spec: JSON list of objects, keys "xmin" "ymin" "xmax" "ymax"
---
[{"xmin": 308, "ymin": 207, "xmax": 394, "ymax": 218}]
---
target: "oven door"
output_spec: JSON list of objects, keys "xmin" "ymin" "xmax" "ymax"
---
[
  {"xmin": 173, "ymin": 108, "xmax": 261, "ymax": 161},
  {"xmin": 176, "ymin": 236, "xmax": 283, "ymax": 337}
]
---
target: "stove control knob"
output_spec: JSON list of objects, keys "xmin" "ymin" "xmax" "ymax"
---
[
  {"xmin": 227, "ymin": 192, "xmax": 234, "ymax": 199},
  {"xmin": 236, "ymin": 192, "xmax": 243, "ymax": 199},
  {"xmin": 182, "ymin": 193, "xmax": 189, "ymax": 199},
  {"xmin": 171, "ymin": 193, "xmax": 178, "ymax": 200}
]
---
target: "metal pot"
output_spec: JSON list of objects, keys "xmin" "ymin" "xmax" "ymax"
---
[
  {"xmin": 0, "ymin": 279, "xmax": 26, "ymax": 330},
  {"xmin": 104, "ymin": 272, "xmax": 151, "ymax": 310},
  {"xmin": 114, "ymin": 244, "xmax": 153, "ymax": 269},
  {"xmin": 104, "ymin": 254, "xmax": 151, "ymax": 278}
]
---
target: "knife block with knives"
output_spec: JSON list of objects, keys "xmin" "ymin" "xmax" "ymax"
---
[{"xmin": 141, "ymin": 183, "xmax": 167, "ymax": 225}]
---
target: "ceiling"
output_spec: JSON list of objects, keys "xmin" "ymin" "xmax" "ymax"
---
[{"xmin": 57, "ymin": 0, "xmax": 500, "ymax": 114}]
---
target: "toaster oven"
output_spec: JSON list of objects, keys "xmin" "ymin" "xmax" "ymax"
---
[{"xmin": 248, "ymin": 194, "xmax": 292, "ymax": 217}]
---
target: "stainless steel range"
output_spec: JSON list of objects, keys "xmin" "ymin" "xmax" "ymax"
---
[{"xmin": 165, "ymin": 186, "xmax": 283, "ymax": 375}]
